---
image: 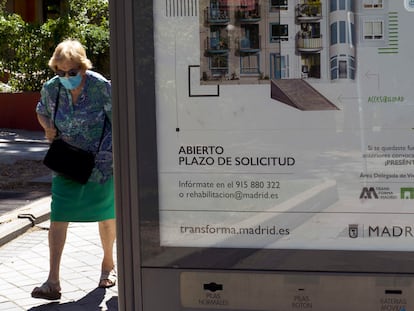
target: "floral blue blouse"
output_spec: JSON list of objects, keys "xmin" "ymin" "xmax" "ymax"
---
[{"xmin": 36, "ymin": 70, "xmax": 112, "ymax": 184}]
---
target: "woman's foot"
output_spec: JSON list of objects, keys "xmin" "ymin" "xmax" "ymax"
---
[
  {"xmin": 98, "ymin": 267, "xmax": 117, "ymax": 288},
  {"xmin": 31, "ymin": 281, "xmax": 61, "ymax": 300}
]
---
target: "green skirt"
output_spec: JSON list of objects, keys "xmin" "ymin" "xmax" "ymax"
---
[{"xmin": 51, "ymin": 175, "xmax": 115, "ymax": 222}]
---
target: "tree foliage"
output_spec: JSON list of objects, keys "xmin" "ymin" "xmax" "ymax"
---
[{"xmin": 0, "ymin": 0, "xmax": 109, "ymax": 92}]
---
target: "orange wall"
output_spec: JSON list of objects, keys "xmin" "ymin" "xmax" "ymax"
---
[
  {"xmin": 13, "ymin": 0, "xmax": 38, "ymax": 23},
  {"xmin": 0, "ymin": 93, "xmax": 43, "ymax": 131}
]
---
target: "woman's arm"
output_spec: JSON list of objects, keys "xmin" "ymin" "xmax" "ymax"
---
[{"xmin": 37, "ymin": 113, "xmax": 57, "ymax": 142}]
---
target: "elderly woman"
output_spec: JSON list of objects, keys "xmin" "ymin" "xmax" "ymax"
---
[{"xmin": 31, "ymin": 39, "xmax": 116, "ymax": 300}]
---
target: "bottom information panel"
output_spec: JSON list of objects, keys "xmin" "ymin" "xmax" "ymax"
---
[{"xmin": 142, "ymin": 268, "xmax": 412, "ymax": 311}]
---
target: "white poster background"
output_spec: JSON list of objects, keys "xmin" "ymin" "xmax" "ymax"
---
[{"xmin": 154, "ymin": 0, "xmax": 414, "ymax": 250}]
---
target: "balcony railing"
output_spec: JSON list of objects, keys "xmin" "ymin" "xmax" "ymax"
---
[
  {"xmin": 236, "ymin": 5, "xmax": 261, "ymax": 22},
  {"xmin": 210, "ymin": 67, "xmax": 229, "ymax": 79},
  {"xmin": 205, "ymin": 7, "xmax": 230, "ymax": 24},
  {"xmin": 297, "ymin": 36, "xmax": 323, "ymax": 52},
  {"xmin": 239, "ymin": 35, "xmax": 261, "ymax": 52},
  {"xmin": 205, "ymin": 36, "xmax": 229, "ymax": 53},
  {"xmin": 296, "ymin": 3, "xmax": 322, "ymax": 21}
]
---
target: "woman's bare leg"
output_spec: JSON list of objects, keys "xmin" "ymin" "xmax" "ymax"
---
[
  {"xmin": 31, "ymin": 221, "xmax": 68, "ymax": 299},
  {"xmin": 98, "ymin": 218, "xmax": 116, "ymax": 271},
  {"xmin": 47, "ymin": 221, "xmax": 69, "ymax": 284},
  {"xmin": 98, "ymin": 219, "xmax": 117, "ymax": 287}
]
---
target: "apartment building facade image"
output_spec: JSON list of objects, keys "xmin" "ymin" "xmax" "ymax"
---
[{"xmin": 199, "ymin": 0, "xmax": 390, "ymax": 85}]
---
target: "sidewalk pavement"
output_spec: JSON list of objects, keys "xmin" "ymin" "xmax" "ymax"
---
[
  {"xmin": 0, "ymin": 129, "xmax": 118, "ymax": 310},
  {"xmin": 0, "ymin": 129, "xmax": 49, "ymax": 163},
  {"xmin": 0, "ymin": 128, "xmax": 51, "ymax": 245}
]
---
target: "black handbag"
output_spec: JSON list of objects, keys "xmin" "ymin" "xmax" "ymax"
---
[
  {"xmin": 43, "ymin": 84, "xmax": 106, "ymax": 184},
  {"xmin": 43, "ymin": 138, "xmax": 95, "ymax": 184}
]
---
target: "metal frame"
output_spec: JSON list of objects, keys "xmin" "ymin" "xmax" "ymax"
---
[{"xmin": 109, "ymin": 0, "xmax": 414, "ymax": 310}]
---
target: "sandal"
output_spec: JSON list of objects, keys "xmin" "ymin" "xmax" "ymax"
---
[
  {"xmin": 98, "ymin": 267, "xmax": 117, "ymax": 288},
  {"xmin": 31, "ymin": 282, "xmax": 61, "ymax": 300}
]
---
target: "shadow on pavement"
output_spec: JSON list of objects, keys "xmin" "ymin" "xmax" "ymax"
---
[{"xmin": 28, "ymin": 288, "xmax": 118, "ymax": 311}]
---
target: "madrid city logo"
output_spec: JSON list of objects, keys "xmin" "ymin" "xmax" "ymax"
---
[
  {"xmin": 348, "ymin": 224, "xmax": 359, "ymax": 238},
  {"xmin": 360, "ymin": 187, "xmax": 378, "ymax": 199}
]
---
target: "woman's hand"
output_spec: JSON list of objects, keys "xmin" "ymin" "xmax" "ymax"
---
[
  {"xmin": 37, "ymin": 114, "xmax": 57, "ymax": 142},
  {"xmin": 44, "ymin": 127, "xmax": 57, "ymax": 142}
]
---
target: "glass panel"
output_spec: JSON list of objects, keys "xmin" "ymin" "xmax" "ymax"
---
[
  {"xmin": 330, "ymin": 0, "xmax": 337, "ymax": 12},
  {"xmin": 281, "ymin": 55, "xmax": 288, "ymax": 78},
  {"xmin": 339, "ymin": 60, "xmax": 347, "ymax": 78},
  {"xmin": 270, "ymin": 24, "xmax": 288, "ymax": 42},
  {"xmin": 364, "ymin": 21, "xmax": 373, "ymax": 39},
  {"xmin": 330, "ymin": 22, "xmax": 338, "ymax": 45},
  {"xmin": 351, "ymin": 22, "xmax": 355, "ymax": 45},
  {"xmin": 339, "ymin": 21, "xmax": 346, "ymax": 43},
  {"xmin": 373, "ymin": 21, "xmax": 383, "ymax": 38},
  {"xmin": 364, "ymin": 21, "xmax": 383, "ymax": 39},
  {"xmin": 270, "ymin": 0, "xmax": 288, "ymax": 10},
  {"xmin": 271, "ymin": 53, "xmax": 281, "ymax": 79},
  {"xmin": 143, "ymin": 0, "xmax": 414, "ymax": 273},
  {"xmin": 241, "ymin": 54, "xmax": 259, "ymax": 74}
]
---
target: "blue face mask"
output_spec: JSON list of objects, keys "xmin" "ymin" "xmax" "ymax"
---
[{"xmin": 59, "ymin": 73, "xmax": 82, "ymax": 90}]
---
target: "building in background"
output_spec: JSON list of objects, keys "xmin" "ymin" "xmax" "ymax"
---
[{"xmin": 4, "ymin": 0, "xmax": 67, "ymax": 23}]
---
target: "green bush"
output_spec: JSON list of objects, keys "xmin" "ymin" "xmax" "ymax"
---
[{"xmin": 0, "ymin": 0, "xmax": 109, "ymax": 92}]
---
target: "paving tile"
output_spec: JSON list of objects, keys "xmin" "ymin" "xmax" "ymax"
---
[
  {"xmin": 0, "ymin": 301, "xmax": 25, "ymax": 311},
  {"xmin": 0, "ymin": 280, "xmax": 17, "ymax": 292}
]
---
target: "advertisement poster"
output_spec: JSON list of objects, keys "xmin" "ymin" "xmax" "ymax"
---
[{"xmin": 153, "ymin": 0, "xmax": 414, "ymax": 251}]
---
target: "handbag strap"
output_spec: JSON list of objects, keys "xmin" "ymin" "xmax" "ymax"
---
[
  {"xmin": 52, "ymin": 83, "xmax": 60, "ymax": 128},
  {"xmin": 53, "ymin": 82, "xmax": 107, "ymax": 154}
]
